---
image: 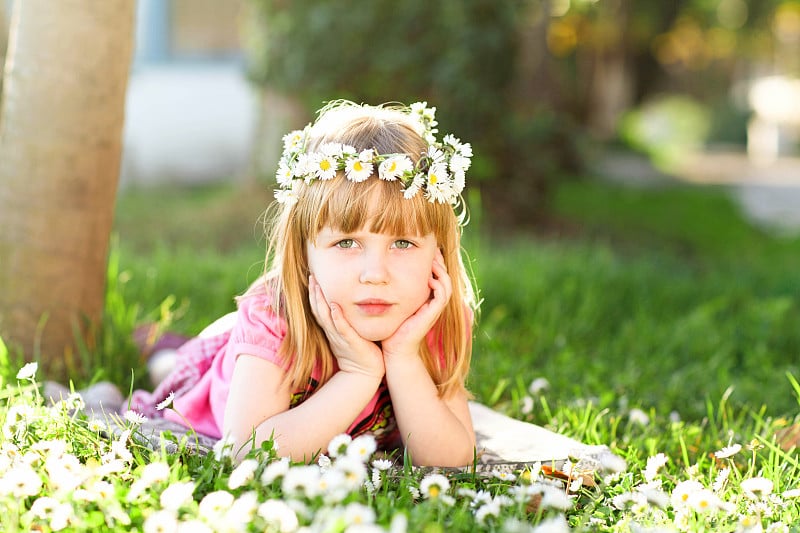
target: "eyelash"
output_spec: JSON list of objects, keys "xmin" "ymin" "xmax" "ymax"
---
[{"xmin": 333, "ymin": 239, "xmax": 415, "ymax": 249}]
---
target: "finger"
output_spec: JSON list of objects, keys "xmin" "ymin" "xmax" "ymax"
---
[
  {"xmin": 309, "ymin": 276, "xmax": 334, "ymax": 329},
  {"xmin": 430, "ymin": 258, "xmax": 453, "ymax": 303}
]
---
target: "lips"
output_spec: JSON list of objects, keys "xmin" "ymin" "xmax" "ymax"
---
[{"xmin": 355, "ymin": 299, "xmax": 393, "ymax": 316}]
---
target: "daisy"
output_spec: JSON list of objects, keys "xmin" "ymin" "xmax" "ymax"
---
[
  {"xmin": 346, "ymin": 434, "xmax": 377, "ymax": 463},
  {"xmin": 714, "ymin": 443, "xmax": 742, "ymax": 459},
  {"xmin": 198, "ymin": 490, "xmax": 235, "ymax": 522},
  {"xmin": 687, "ymin": 488, "xmax": 724, "ymax": 513},
  {"xmin": 124, "ymin": 410, "xmax": 147, "ymax": 425},
  {"xmin": 257, "ymin": 499, "xmax": 299, "ymax": 533},
  {"xmin": 644, "ymin": 453, "xmax": 668, "ymax": 482},
  {"xmin": 16, "ymin": 362, "xmax": 38, "ymax": 380},
  {"xmin": 419, "ymin": 473, "xmax": 450, "ymax": 499},
  {"xmin": 345, "ymin": 157, "xmax": 374, "ymax": 182},
  {"xmin": 371, "ymin": 458, "xmax": 393, "ymax": 471},
  {"xmin": 343, "ymin": 502, "xmax": 376, "ymax": 526},
  {"xmin": 282, "ymin": 465, "xmax": 322, "ymax": 498},
  {"xmin": 160, "ymin": 481, "xmax": 196, "ymax": 511},
  {"xmin": 212, "ymin": 435, "xmax": 236, "ymax": 461},
  {"xmin": 0, "ymin": 463, "xmax": 43, "ymax": 497},
  {"xmin": 282, "ymin": 130, "xmax": 305, "ymax": 152},
  {"xmin": 402, "ymin": 173, "xmax": 425, "ymax": 200},
  {"xmin": 378, "ymin": 155, "xmax": 413, "ymax": 181},
  {"xmin": 156, "ymin": 392, "xmax": 175, "ymax": 411},
  {"xmin": 260, "ymin": 457, "xmax": 290, "ymax": 485},
  {"xmin": 713, "ymin": 467, "xmax": 731, "ymax": 492},
  {"xmin": 671, "ymin": 479, "xmax": 704, "ymax": 508},
  {"xmin": 310, "ymin": 152, "xmax": 338, "ymax": 180},
  {"xmin": 143, "ymin": 510, "xmax": 179, "ymax": 533},
  {"xmin": 228, "ymin": 458, "xmax": 259, "ymax": 490},
  {"xmin": 327, "ymin": 434, "xmax": 352, "ymax": 458},
  {"xmin": 492, "ymin": 470, "xmax": 516, "ymax": 482},
  {"xmin": 334, "ymin": 456, "xmax": 367, "ymax": 490},
  {"xmin": 741, "ymin": 476, "xmax": 774, "ymax": 499}
]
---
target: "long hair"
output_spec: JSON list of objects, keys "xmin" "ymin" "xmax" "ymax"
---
[{"xmin": 253, "ymin": 102, "xmax": 477, "ymax": 398}]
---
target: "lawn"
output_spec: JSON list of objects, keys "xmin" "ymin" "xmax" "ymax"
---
[{"xmin": 2, "ymin": 176, "xmax": 800, "ymax": 531}]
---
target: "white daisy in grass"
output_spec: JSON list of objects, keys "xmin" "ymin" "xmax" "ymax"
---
[
  {"xmin": 492, "ymin": 470, "xmax": 516, "ymax": 482},
  {"xmin": 318, "ymin": 468, "xmax": 348, "ymax": 503},
  {"xmin": 143, "ymin": 509, "xmax": 179, "ymax": 533},
  {"xmin": 407, "ymin": 485, "xmax": 421, "ymax": 500},
  {"xmin": 371, "ymin": 458, "xmax": 393, "ymax": 471},
  {"xmin": 260, "ymin": 457, "xmax": 290, "ymax": 485},
  {"xmin": 378, "ymin": 155, "xmax": 414, "ymax": 181},
  {"xmin": 644, "ymin": 452, "xmax": 668, "ymax": 482},
  {"xmin": 420, "ymin": 473, "xmax": 450, "ymax": 499},
  {"xmin": 741, "ymin": 476, "xmax": 774, "ymax": 499},
  {"xmin": 282, "ymin": 465, "xmax": 322, "ymax": 498},
  {"xmin": 335, "ymin": 456, "xmax": 367, "ymax": 490},
  {"xmin": 713, "ymin": 467, "xmax": 731, "ymax": 492},
  {"xmin": 177, "ymin": 520, "xmax": 213, "ymax": 533},
  {"xmin": 156, "ymin": 392, "xmax": 175, "ymax": 411},
  {"xmin": 782, "ymin": 488, "xmax": 800, "ymax": 498},
  {"xmin": 226, "ymin": 491, "xmax": 259, "ymax": 528},
  {"xmin": 327, "ymin": 434, "xmax": 352, "ymax": 458},
  {"xmin": 714, "ymin": 443, "xmax": 742, "ymax": 459},
  {"xmin": 687, "ymin": 488, "xmax": 725, "ymax": 513},
  {"xmin": 671, "ymin": 479, "xmax": 704, "ymax": 508},
  {"xmin": 317, "ymin": 453, "xmax": 332, "ymax": 472},
  {"xmin": 228, "ymin": 458, "xmax": 259, "ymax": 490},
  {"xmin": 345, "ymin": 156, "xmax": 374, "ymax": 182},
  {"xmin": 160, "ymin": 481, "xmax": 196, "ymax": 511},
  {"xmin": 16, "ymin": 362, "xmax": 38, "ymax": 380},
  {"xmin": 140, "ymin": 462, "xmax": 171, "ymax": 486},
  {"xmin": 343, "ymin": 502, "xmax": 376, "ymax": 527},
  {"xmin": 347, "ymin": 434, "xmax": 377, "ymax": 462},
  {"xmin": 257, "ymin": 499, "xmax": 299, "ymax": 533},
  {"xmin": 529, "ymin": 377, "xmax": 550, "ymax": 396},
  {"xmin": 0, "ymin": 463, "xmax": 43, "ymax": 497},
  {"xmin": 213, "ymin": 435, "xmax": 236, "ymax": 461},
  {"xmin": 198, "ymin": 490, "xmax": 235, "ymax": 522},
  {"xmin": 539, "ymin": 484, "xmax": 574, "ymax": 511},
  {"xmin": 124, "ymin": 410, "xmax": 147, "ymax": 425},
  {"xmin": 475, "ymin": 500, "xmax": 502, "ymax": 524}
]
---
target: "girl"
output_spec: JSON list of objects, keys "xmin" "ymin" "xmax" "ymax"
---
[{"xmin": 130, "ymin": 101, "xmax": 479, "ymax": 467}]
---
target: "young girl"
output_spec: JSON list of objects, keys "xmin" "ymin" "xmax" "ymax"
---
[{"xmin": 130, "ymin": 101, "xmax": 479, "ymax": 467}]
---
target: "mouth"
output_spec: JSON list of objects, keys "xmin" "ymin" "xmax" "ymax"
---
[{"xmin": 355, "ymin": 299, "xmax": 393, "ymax": 316}]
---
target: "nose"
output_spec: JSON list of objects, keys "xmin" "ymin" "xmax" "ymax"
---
[{"xmin": 359, "ymin": 248, "xmax": 389, "ymax": 285}]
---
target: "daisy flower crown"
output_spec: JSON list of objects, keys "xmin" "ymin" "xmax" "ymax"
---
[{"xmin": 273, "ymin": 102, "xmax": 472, "ymax": 206}]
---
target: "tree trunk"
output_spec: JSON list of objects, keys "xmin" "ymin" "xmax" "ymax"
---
[{"xmin": 0, "ymin": 0, "xmax": 135, "ymax": 378}]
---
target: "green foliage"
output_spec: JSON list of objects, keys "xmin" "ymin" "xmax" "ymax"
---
[{"xmin": 243, "ymin": 0, "xmax": 588, "ymax": 221}]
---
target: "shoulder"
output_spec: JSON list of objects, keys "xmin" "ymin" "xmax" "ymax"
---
[{"xmin": 232, "ymin": 281, "xmax": 287, "ymax": 343}]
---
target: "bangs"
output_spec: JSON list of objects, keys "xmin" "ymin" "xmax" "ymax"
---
[{"xmin": 307, "ymin": 175, "xmax": 447, "ymax": 239}]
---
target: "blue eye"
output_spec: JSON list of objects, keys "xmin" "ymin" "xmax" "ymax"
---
[{"xmin": 336, "ymin": 239, "xmax": 355, "ymax": 249}]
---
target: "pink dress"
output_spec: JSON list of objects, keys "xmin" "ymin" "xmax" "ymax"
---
[{"xmin": 130, "ymin": 286, "xmax": 447, "ymax": 450}]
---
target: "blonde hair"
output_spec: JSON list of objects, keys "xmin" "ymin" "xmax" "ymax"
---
[{"xmin": 255, "ymin": 102, "xmax": 477, "ymax": 398}]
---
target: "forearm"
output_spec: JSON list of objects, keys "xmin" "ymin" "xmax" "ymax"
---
[
  {"xmin": 231, "ymin": 371, "xmax": 381, "ymax": 462},
  {"xmin": 384, "ymin": 356, "xmax": 475, "ymax": 467}
]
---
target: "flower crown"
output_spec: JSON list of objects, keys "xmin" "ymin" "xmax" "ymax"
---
[{"xmin": 274, "ymin": 102, "xmax": 472, "ymax": 206}]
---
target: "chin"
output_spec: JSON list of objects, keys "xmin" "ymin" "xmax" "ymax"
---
[{"xmin": 354, "ymin": 323, "xmax": 401, "ymax": 343}]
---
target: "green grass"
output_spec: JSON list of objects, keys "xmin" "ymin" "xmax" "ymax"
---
[{"xmin": 3, "ymin": 177, "xmax": 800, "ymax": 531}]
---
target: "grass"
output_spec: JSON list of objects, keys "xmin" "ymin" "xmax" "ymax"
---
[{"xmin": 2, "ymin": 176, "xmax": 800, "ymax": 531}]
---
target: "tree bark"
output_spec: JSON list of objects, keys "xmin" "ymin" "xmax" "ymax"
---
[{"xmin": 0, "ymin": 0, "xmax": 135, "ymax": 378}]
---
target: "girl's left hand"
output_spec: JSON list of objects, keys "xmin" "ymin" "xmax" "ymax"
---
[{"xmin": 381, "ymin": 248, "xmax": 452, "ymax": 360}]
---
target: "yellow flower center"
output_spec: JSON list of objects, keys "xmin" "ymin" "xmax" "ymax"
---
[
  {"xmin": 387, "ymin": 161, "xmax": 397, "ymax": 172},
  {"xmin": 429, "ymin": 173, "xmax": 438, "ymax": 185},
  {"xmin": 320, "ymin": 159, "xmax": 332, "ymax": 171},
  {"xmin": 429, "ymin": 486, "xmax": 440, "ymax": 498},
  {"xmin": 353, "ymin": 161, "xmax": 364, "ymax": 171}
]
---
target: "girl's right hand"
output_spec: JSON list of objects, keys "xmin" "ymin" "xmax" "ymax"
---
[{"xmin": 308, "ymin": 275, "xmax": 385, "ymax": 379}]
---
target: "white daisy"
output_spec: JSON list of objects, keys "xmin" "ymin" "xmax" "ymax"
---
[
  {"xmin": 0, "ymin": 463, "xmax": 43, "ymax": 497},
  {"xmin": 143, "ymin": 510, "xmax": 179, "ymax": 533},
  {"xmin": 160, "ymin": 481, "xmax": 196, "ymax": 511},
  {"xmin": 448, "ymin": 153, "xmax": 471, "ymax": 174},
  {"xmin": 282, "ymin": 130, "xmax": 305, "ymax": 152},
  {"xmin": 16, "ymin": 362, "xmax": 38, "ymax": 380},
  {"xmin": 371, "ymin": 458, "xmax": 393, "ymax": 471},
  {"xmin": 343, "ymin": 502, "xmax": 376, "ymax": 526},
  {"xmin": 124, "ymin": 410, "xmax": 147, "ymax": 425},
  {"xmin": 327, "ymin": 434, "xmax": 352, "ymax": 458},
  {"xmin": 687, "ymin": 488, "xmax": 724, "ymax": 513},
  {"xmin": 334, "ymin": 456, "xmax": 367, "ymax": 490},
  {"xmin": 257, "ymin": 499, "xmax": 299, "ymax": 533},
  {"xmin": 378, "ymin": 155, "xmax": 413, "ymax": 181},
  {"xmin": 198, "ymin": 490, "xmax": 235, "ymax": 522},
  {"xmin": 714, "ymin": 443, "xmax": 742, "ymax": 459},
  {"xmin": 741, "ymin": 476, "xmax": 774, "ymax": 498},
  {"xmin": 419, "ymin": 473, "xmax": 450, "ymax": 499},
  {"xmin": 426, "ymin": 146, "xmax": 445, "ymax": 164},
  {"xmin": 643, "ymin": 453, "xmax": 668, "ymax": 482},
  {"xmin": 346, "ymin": 434, "xmax": 377, "ymax": 463},
  {"xmin": 345, "ymin": 157, "xmax": 374, "ymax": 182},
  {"xmin": 275, "ymin": 161, "xmax": 294, "ymax": 187},
  {"xmin": 156, "ymin": 392, "xmax": 175, "ymax": 411},
  {"xmin": 671, "ymin": 479, "xmax": 704, "ymax": 508},
  {"xmin": 260, "ymin": 457, "xmax": 290, "ymax": 485},
  {"xmin": 228, "ymin": 459, "xmax": 258, "ymax": 490},
  {"xmin": 402, "ymin": 173, "xmax": 425, "ymax": 200},
  {"xmin": 281, "ymin": 465, "xmax": 321, "ymax": 498},
  {"xmin": 310, "ymin": 152, "xmax": 338, "ymax": 180}
]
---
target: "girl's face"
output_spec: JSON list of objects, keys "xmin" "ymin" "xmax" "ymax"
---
[{"xmin": 307, "ymin": 225, "xmax": 437, "ymax": 342}]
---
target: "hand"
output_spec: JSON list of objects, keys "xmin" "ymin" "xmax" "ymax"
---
[
  {"xmin": 308, "ymin": 275, "xmax": 385, "ymax": 379},
  {"xmin": 381, "ymin": 248, "xmax": 453, "ymax": 360}
]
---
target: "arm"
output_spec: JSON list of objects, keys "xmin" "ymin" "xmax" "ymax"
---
[
  {"xmin": 384, "ymin": 354, "xmax": 475, "ymax": 467},
  {"xmin": 381, "ymin": 249, "xmax": 475, "ymax": 466},
  {"xmin": 223, "ymin": 353, "xmax": 382, "ymax": 462}
]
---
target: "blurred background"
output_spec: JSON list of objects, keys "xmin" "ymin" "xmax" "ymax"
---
[{"xmin": 3, "ymin": 0, "xmax": 798, "ymax": 233}]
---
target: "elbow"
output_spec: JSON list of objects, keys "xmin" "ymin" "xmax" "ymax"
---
[{"xmin": 411, "ymin": 442, "xmax": 476, "ymax": 468}]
